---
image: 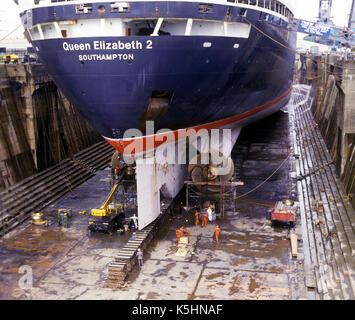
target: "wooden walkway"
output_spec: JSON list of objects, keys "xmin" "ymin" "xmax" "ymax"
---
[
  {"xmin": 105, "ymin": 199, "xmax": 175, "ymax": 289},
  {"xmin": 289, "ymin": 85, "xmax": 355, "ymax": 300}
]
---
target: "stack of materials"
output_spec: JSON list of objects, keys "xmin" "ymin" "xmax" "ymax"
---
[{"xmin": 104, "ymin": 218, "xmax": 160, "ymax": 289}]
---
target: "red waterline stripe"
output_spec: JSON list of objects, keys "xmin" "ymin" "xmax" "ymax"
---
[{"xmin": 105, "ymin": 87, "xmax": 292, "ymax": 154}]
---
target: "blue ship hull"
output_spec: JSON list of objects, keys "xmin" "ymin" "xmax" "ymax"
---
[{"xmin": 28, "ymin": 2, "xmax": 296, "ymax": 150}]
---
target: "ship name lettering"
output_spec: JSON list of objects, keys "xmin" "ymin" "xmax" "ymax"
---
[
  {"xmin": 146, "ymin": 40, "xmax": 152, "ymax": 49},
  {"xmin": 63, "ymin": 42, "xmax": 91, "ymax": 51},
  {"xmin": 63, "ymin": 40, "xmax": 148, "ymax": 52},
  {"xmin": 78, "ymin": 53, "xmax": 134, "ymax": 61},
  {"xmin": 93, "ymin": 40, "xmax": 143, "ymax": 50}
]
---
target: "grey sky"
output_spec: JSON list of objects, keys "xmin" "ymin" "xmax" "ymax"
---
[
  {"xmin": 291, "ymin": 0, "xmax": 353, "ymax": 26},
  {"xmin": 0, "ymin": 0, "xmax": 354, "ymax": 39}
]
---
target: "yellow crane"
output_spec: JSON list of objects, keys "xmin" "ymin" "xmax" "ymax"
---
[
  {"xmin": 88, "ymin": 159, "xmax": 135, "ymax": 233},
  {"xmin": 88, "ymin": 182, "xmax": 125, "ymax": 233},
  {"xmin": 91, "ymin": 183, "xmax": 123, "ymax": 217}
]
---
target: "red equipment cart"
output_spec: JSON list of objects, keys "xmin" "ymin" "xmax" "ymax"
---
[{"xmin": 270, "ymin": 201, "xmax": 296, "ymax": 227}]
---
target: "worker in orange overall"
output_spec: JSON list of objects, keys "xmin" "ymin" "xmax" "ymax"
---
[
  {"xmin": 195, "ymin": 211, "xmax": 199, "ymax": 226},
  {"xmin": 180, "ymin": 226, "xmax": 184, "ymax": 235},
  {"xmin": 176, "ymin": 229, "xmax": 182, "ymax": 244},
  {"xmin": 214, "ymin": 225, "xmax": 221, "ymax": 242},
  {"xmin": 202, "ymin": 212, "xmax": 208, "ymax": 228},
  {"xmin": 186, "ymin": 227, "xmax": 191, "ymax": 243}
]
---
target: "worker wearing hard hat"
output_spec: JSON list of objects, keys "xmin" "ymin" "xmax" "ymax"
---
[
  {"xmin": 207, "ymin": 205, "xmax": 213, "ymax": 222},
  {"xmin": 195, "ymin": 211, "xmax": 199, "ymax": 226},
  {"xmin": 176, "ymin": 229, "xmax": 182, "ymax": 243},
  {"xmin": 131, "ymin": 214, "xmax": 138, "ymax": 230},
  {"xmin": 137, "ymin": 248, "xmax": 144, "ymax": 268},
  {"xmin": 202, "ymin": 212, "xmax": 208, "ymax": 228},
  {"xmin": 214, "ymin": 226, "xmax": 221, "ymax": 242}
]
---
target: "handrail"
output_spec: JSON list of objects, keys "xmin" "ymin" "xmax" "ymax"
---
[{"xmin": 25, "ymin": 0, "xmax": 293, "ymax": 19}]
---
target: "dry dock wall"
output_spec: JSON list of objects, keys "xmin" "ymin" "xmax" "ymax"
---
[
  {"xmin": 299, "ymin": 55, "xmax": 355, "ymax": 209},
  {"xmin": 0, "ymin": 64, "xmax": 101, "ymax": 191}
]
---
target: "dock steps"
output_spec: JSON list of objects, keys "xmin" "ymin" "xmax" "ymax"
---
[
  {"xmin": 0, "ymin": 141, "xmax": 115, "ymax": 237},
  {"xmin": 104, "ymin": 208, "xmax": 171, "ymax": 289},
  {"xmin": 290, "ymin": 85, "xmax": 355, "ymax": 300}
]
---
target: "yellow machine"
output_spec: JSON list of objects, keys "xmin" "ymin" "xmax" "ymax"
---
[
  {"xmin": 91, "ymin": 183, "xmax": 123, "ymax": 217},
  {"xmin": 88, "ymin": 161, "xmax": 134, "ymax": 233},
  {"xmin": 30, "ymin": 212, "xmax": 49, "ymax": 226},
  {"xmin": 89, "ymin": 183, "xmax": 125, "ymax": 233},
  {"xmin": 2, "ymin": 55, "xmax": 19, "ymax": 64}
]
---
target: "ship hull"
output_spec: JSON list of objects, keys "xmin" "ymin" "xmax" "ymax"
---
[{"xmin": 32, "ymin": 20, "xmax": 296, "ymax": 153}]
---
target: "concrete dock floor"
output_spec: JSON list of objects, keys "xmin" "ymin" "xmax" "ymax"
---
[{"xmin": 0, "ymin": 103, "xmax": 311, "ymax": 300}]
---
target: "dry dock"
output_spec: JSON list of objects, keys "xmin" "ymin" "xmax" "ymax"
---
[
  {"xmin": 1, "ymin": 86, "xmax": 309, "ymax": 300},
  {"xmin": 0, "ymin": 63, "xmax": 354, "ymax": 300}
]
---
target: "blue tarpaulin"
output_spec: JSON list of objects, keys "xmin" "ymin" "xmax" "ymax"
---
[
  {"xmin": 297, "ymin": 20, "xmax": 332, "ymax": 38},
  {"xmin": 290, "ymin": 18, "xmax": 355, "ymax": 47}
]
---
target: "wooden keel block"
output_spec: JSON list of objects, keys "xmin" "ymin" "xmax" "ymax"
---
[
  {"xmin": 290, "ymin": 233, "xmax": 298, "ymax": 258},
  {"xmin": 108, "ymin": 263, "xmax": 126, "ymax": 271}
]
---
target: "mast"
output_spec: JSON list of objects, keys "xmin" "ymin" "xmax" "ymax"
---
[
  {"xmin": 0, "ymin": 10, "xmax": 7, "ymax": 39},
  {"xmin": 318, "ymin": 0, "xmax": 333, "ymax": 25},
  {"xmin": 349, "ymin": 0, "xmax": 355, "ymax": 28}
]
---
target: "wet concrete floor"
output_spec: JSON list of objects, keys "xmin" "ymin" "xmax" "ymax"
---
[{"xmin": 0, "ymin": 110, "xmax": 309, "ymax": 300}]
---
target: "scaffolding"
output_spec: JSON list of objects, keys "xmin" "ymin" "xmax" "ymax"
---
[{"xmin": 184, "ymin": 180, "xmax": 244, "ymax": 218}]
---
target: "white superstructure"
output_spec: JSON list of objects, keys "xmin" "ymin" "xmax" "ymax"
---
[
  {"xmin": 15, "ymin": 0, "xmax": 294, "ymax": 43},
  {"xmin": 16, "ymin": 0, "xmax": 294, "ymax": 17}
]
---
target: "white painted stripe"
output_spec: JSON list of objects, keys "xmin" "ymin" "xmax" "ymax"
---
[
  {"xmin": 54, "ymin": 22, "xmax": 63, "ymax": 38},
  {"xmin": 151, "ymin": 17, "xmax": 164, "ymax": 36},
  {"xmin": 37, "ymin": 24, "xmax": 44, "ymax": 40},
  {"xmin": 185, "ymin": 18, "xmax": 193, "ymax": 36}
]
